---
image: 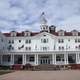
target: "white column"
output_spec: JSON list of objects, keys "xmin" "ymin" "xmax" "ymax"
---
[
  {"xmin": 0, "ymin": 55, "xmax": 1, "ymax": 64},
  {"xmin": 64, "ymin": 54, "xmax": 68, "ymax": 65},
  {"xmin": 24, "ymin": 54, "xmax": 26, "ymax": 65},
  {"xmin": 52, "ymin": 54, "xmax": 54, "ymax": 64},
  {"xmin": 11, "ymin": 54, "xmax": 12, "ymax": 65},
  {"xmin": 35, "ymin": 54, "xmax": 36, "ymax": 65},
  {"xmin": 36, "ymin": 54, "xmax": 38, "ymax": 65},
  {"xmin": 13, "ymin": 54, "xmax": 14, "ymax": 64},
  {"xmin": 54, "ymin": 54, "xmax": 56, "ymax": 64},
  {"xmin": 35, "ymin": 54, "xmax": 38, "ymax": 65},
  {"xmin": 25, "ymin": 54, "xmax": 26, "ymax": 65},
  {"xmin": 22, "ymin": 54, "xmax": 24, "ymax": 65},
  {"xmin": 23, "ymin": 54, "xmax": 26, "ymax": 65},
  {"xmin": 0, "ymin": 55, "xmax": 2, "ymax": 64},
  {"xmin": 76, "ymin": 53, "xmax": 79, "ymax": 64},
  {"xmin": 11, "ymin": 54, "xmax": 14, "ymax": 65}
]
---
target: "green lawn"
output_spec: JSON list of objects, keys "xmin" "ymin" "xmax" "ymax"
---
[{"xmin": 0, "ymin": 70, "xmax": 13, "ymax": 75}]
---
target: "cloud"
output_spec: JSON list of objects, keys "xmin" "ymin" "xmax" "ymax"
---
[
  {"xmin": 57, "ymin": 15, "xmax": 80, "ymax": 31},
  {"xmin": 0, "ymin": 0, "xmax": 80, "ymax": 32}
]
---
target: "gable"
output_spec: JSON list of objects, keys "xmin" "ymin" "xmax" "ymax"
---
[{"xmin": 32, "ymin": 32, "xmax": 56, "ymax": 39}]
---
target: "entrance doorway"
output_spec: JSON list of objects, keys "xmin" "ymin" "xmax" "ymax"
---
[
  {"xmin": 68, "ymin": 54, "xmax": 76, "ymax": 64},
  {"xmin": 14, "ymin": 55, "xmax": 22, "ymax": 64},
  {"xmin": 40, "ymin": 55, "xmax": 51, "ymax": 64},
  {"xmin": 40, "ymin": 58, "xmax": 50, "ymax": 64}
]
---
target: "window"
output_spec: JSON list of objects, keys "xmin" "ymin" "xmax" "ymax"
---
[
  {"xmin": 3, "ymin": 55, "xmax": 11, "ymax": 62},
  {"xmin": 42, "ymin": 47, "xmax": 49, "ymax": 51},
  {"xmin": 75, "ymin": 39, "xmax": 80, "ymax": 43},
  {"xmin": 41, "ymin": 39, "xmax": 48, "ymax": 43},
  {"xmin": 43, "ymin": 35, "xmax": 46, "ymax": 36},
  {"xmin": 68, "ymin": 39, "xmax": 70, "ymax": 41},
  {"xmin": 12, "ymin": 47, "xmax": 14, "ymax": 50},
  {"xmin": 58, "ymin": 30, "xmax": 64, "ymax": 36},
  {"xmin": 43, "ymin": 39, "xmax": 47, "ymax": 43},
  {"xmin": 11, "ymin": 33, "xmax": 16, "ymax": 37},
  {"xmin": 8, "ymin": 40, "xmax": 11, "ymax": 43},
  {"xmin": 62, "ymin": 47, "xmax": 64, "ymax": 50},
  {"xmin": 26, "ymin": 40, "xmax": 28, "ymax": 43},
  {"xmin": 58, "ymin": 46, "xmax": 64, "ymax": 50},
  {"xmin": 78, "ymin": 39, "xmax": 80, "ymax": 42},
  {"xmin": 1, "ymin": 39, "xmax": 3, "ymax": 42},
  {"xmin": 8, "ymin": 40, "xmax": 14, "ymax": 44},
  {"xmin": 24, "ymin": 31, "xmax": 31, "ymax": 36},
  {"xmin": 29, "ymin": 40, "xmax": 31, "ymax": 43},
  {"xmin": 54, "ymin": 45, "xmax": 55, "ymax": 50},
  {"xmin": 72, "ymin": 31, "xmax": 78, "ymax": 36},
  {"xmin": 78, "ymin": 45, "xmax": 80, "ymax": 49},
  {"xmin": 29, "ymin": 56, "xmax": 34, "ymax": 62},
  {"xmin": 72, "ymin": 33, "xmax": 78, "ymax": 36},
  {"xmin": 3, "ymin": 47, "xmax": 5, "ymax": 50},
  {"xmin": 75, "ymin": 39, "xmax": 77, "ymax": 43},
  {"xmin": 26, "ymin": 47, "xmax": 31, "ymax": 51},
  {"xmin": 59, "ymin": 46, "xmax": 61, "ymax": 50},
  {"xmin": 43, "ymin": 47, "xmax": 47, "ymax": 50},
  {"xmin": 11, "ymin": 31, "xmax": 16, "ymax": 37},
  {"xmin": 59, "ymin": 32, "xmax": 64, "ymax": 36},
  {"xmin": 19, "ymin": 40, "xmax": 21, "ymax": 43},
  {"xmin": 29, "ymin": 47, "xmax": 31, "ymax": 50},
  {"xmin": 12, "ymin": 40, "xmax": 14, "ymax": 44},
  {"xmin": 58, "ymin": 39, "xmax": 64, "ymax": 43},
  {"xmin": 7, "ymin": 45, "xmax": 14, "ymax": 50},
  {"xmin": 25, "ymin": 39, "xmax": 31, "ymax": 44},
  {"xmin": 56, "ymin": 54, "xmax": 64, "ymax": 61},
  {"xmin": 75, "ymin": 46, "xmax": 78, "ymax": 49}
]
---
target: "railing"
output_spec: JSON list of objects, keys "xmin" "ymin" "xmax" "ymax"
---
[{"xmin": 0, "ymin": 49, "xmax": 80, "ymax": 53}]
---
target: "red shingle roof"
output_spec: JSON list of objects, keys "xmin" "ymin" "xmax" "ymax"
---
[{"xmin": 2, "ymin": 31, "xmax": 80, "ymax": 37}]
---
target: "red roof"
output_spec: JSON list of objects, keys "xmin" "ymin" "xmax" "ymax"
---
[
  {"xmin": 64, "ymin": 32, "xmax": 72, "ymax": 36},
  {"xmin": 2, "ymin": 31, "xmax": 80, "ymax": 37},
  {"xmin": 3, "ymin": 33, "xmax": 10, "ymax": 37},
  {"xmin": 3, "ymin": 32, "xmax": 39, "ymax": 37}
]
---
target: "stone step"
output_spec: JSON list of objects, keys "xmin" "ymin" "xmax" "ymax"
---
[{"xmin": 34, "ymin": 64, "xmax": 57, "ymax": 70}]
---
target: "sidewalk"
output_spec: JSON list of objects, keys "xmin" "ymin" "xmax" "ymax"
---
[{"xmin": 0, "ymin": 70, "xmax": 80, "ymax": 80}]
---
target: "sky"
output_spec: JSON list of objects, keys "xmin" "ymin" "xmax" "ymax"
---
[{"xmin": 0, "ymin": 0, "xmax": 80, "ymax": 32}]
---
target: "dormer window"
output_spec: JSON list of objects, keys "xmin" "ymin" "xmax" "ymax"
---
[
  {"xmin": 11, "ymin": 31, "xmax": 16, "ymax": 37},
  {"xmin": 71, "ymin": 30, "xmax": 78, "ymax": 36},
  {"xmin": 24, "ymin": 30, "xmax": 31, "ymax": 36},
  {"xmin": 58, "ymin": 30, "xmax": 64, "ymax": 36}
]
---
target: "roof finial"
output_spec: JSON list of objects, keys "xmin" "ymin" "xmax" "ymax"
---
[
  {"xmin": 42, "ymin": 12, "xmax": 45, "ymax": 15},
  {"xmin": 40, "ymin": 12, "xmax": 47, "ymax": 24}
]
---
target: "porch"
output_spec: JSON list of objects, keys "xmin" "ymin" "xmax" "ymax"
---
[{"xmin": 0, "ymin": 53, "xmax": 80, "ymax": 66}]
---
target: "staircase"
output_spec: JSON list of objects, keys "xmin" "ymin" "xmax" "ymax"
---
[{"xmin": 34, "ymin": 64, "xmax": 58, "ymax": 70}]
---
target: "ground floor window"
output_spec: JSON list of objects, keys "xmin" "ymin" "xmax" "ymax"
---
[
  {"xmin": 79, "ymin": 54, "xmax": 80, "ymax": 59},
  {"xmin": 14, "ymin": 55, "xmax": 22, "ymax": 64},
  {"xmin": 2, "ymin": 55, "xmax": 11, "ymax": 62},
  {"xmin": 56, "ymin": 54, "xmax": 64, "ymax": 61},
  {"xmin": 68, "ymin": 54, "xmax": 76, "ymax": 64},
  {"xmin": 29, "ymin": 56, "xmax": 35, "ymax": 62}
]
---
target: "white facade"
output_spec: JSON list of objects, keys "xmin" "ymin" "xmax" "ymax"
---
[{"xmin": 0, "ymin": 13, "xmax": 80, "ymax": 66}]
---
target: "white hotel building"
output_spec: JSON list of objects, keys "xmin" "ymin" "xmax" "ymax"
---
[{"xmin": 0, "ymin": 13, "xmax": 80, "ymax": 66}]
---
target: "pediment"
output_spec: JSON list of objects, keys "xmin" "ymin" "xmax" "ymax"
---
[{"xmin": 33, "ymin": 32, "xmax": 56, "ymax": 39}]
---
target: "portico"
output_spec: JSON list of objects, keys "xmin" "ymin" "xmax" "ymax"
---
[{"xmin": 0, "ymin": 52, "xmax": 80, "ymax": 66}]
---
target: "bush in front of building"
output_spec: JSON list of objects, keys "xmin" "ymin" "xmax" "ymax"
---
[
  {"xmin": 23, "ymin": 63, "xmax": 34, "ymax": 70},
  {"xmin": 0, "ymin": 65, "xmax": 10, "ymax": 70}
]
